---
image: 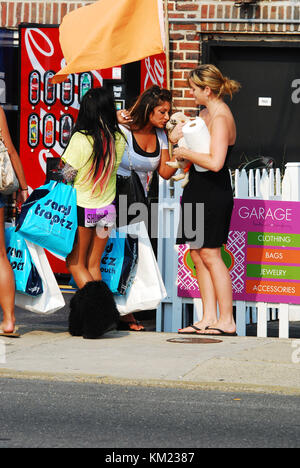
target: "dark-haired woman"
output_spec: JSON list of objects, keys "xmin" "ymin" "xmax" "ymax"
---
[
  {"xmin": 118, "ymin": 85, "xmax": 176, "ymax": 199},
  {"xmin": 116, "ymin": 85, "xmax": 177, "ymax": 331},
  {"xmin": 62, "ymin": 87, "xmax": 126, "ymax": 289}
]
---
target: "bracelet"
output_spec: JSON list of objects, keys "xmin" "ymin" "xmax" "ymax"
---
[{"xmin": 20, "ymin": 188, "xmax": 28, "ymax": 192}]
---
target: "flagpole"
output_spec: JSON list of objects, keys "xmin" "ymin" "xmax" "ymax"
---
[{"xmin": 164, "ymin": 0, "xmax": 171, "ymax": 90}]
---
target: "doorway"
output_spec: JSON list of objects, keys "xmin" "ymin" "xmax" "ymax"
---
[{"xmin": 203, "ymin": 41, "xmax": 300, "ymax": 170}]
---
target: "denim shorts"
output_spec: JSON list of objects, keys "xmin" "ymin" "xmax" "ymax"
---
[{"xmin": 0, "ymin": 194, "xmax": 5, "ymax": 209}]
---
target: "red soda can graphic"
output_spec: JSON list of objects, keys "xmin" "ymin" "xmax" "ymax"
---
[
  {"xmin": 79, "ymin": 72, "xmax": 93, "ymax": 103},
  {"xmin": 59, "ymin": 114, "xmax": 73, "ymax": 148},
  {"xmin": 44, "ymin": 71, "xmax": 56, "ymax": 106},
  {"xmin": 43, "ymin": 114, "xmax": 56, "ymax": 148},
  {"xmin": 61, "ymin": 75, "xmax": 74, "ymax": 106},
  {"xmin": 28, "ymin": 114, "xmax": 39, "ymax": 148},
  {"xmin": 29, "ymin": 71, "xmax": 41, "ymax": 105}
]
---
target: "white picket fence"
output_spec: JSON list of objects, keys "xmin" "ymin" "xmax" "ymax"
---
[{"xmin": 156, "ymin": 162, "xmax": 300, "ymax": 338}]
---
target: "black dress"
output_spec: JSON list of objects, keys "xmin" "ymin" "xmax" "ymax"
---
[{"xmin": 176, "ymin": 146, "xmax": 234, "ymax": 249}]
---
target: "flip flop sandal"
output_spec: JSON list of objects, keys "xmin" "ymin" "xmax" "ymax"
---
[
  {"xmin": 0, "ymin": 329, "xmax": 20, "ymax": 338},
  {"xmin": 197, "ymin": 327, "xmax": 237, "ymax": 337},
  {"xmin": 178, "ymin": 325, "xmax": 202, "ymax": 335}
]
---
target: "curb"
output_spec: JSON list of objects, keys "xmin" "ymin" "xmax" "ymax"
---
[{"xmin": 1, "ymin": 368, "xmax": 300, "ymax": 396}]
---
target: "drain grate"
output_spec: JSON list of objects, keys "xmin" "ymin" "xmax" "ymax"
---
[{"xmin": 167, "ymin": 337, "xmax": 222, "ymax": 344}]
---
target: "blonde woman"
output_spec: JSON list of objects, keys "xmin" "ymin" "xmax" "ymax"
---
[
  {"xmin": 172, "ymin": 65, "xmax": 241, "ymax": 337},
  {"xmin": 0, "ymin": 106, "xmax": 28, "ymax": 337}
]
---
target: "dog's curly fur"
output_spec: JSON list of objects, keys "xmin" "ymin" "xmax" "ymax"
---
[
  {"xmin": 165, "ymin": 112, "xmax": 192, "ymax": 188},
  {"xmin": 69, "ymin": 280, "xmax": 120, "ymax": 339}
]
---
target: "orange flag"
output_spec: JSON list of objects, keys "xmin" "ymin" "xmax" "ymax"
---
[{"xmin": 52, "ymin": 0, "xmax": 165, "ymax": 83}]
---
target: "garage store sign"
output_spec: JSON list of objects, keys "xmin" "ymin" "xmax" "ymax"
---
[{"xmin": 178, "ymin": 198, "xmax": 300, "ymax": 304}]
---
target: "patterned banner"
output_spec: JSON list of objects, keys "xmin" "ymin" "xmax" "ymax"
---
[{"xmin": 178, "ymin": 198, "xmax": 300, "ymax": 305}]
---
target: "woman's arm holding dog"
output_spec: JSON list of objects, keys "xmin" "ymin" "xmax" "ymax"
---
[
  {"xmin": 173, "ymin": 116, "xmax": 229, "ymax": 173},
  {"xmin": 158, "ymin": 121, "xmax": 188, "ymax": 179},
  {"xmin": 157, "ymin": 148, "xmax": 178, "ymax": 180}
]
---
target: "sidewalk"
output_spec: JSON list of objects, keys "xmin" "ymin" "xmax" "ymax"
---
[{"xmin": 0, "ymin": 298, "xmax": 300, "ymax": 395}]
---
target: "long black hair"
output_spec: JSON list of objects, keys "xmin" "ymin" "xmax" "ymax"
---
[{"xmin": 70, "ymin": 86, "xmax": 122, "ymax": 193}]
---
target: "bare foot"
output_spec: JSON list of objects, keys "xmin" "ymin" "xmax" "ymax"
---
[
  {"xmin": 198, "ymin": 320, "xmax": 236, "ymax": 335},
  {"xmin": 0, "ymin": 320, "xmax": 16, "ymax": 334},
  {"xmin": 119, "ymin": 313, "xmax": 145, "ymax": 331}
]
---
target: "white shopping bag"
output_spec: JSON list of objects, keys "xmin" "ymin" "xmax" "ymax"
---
[
  {"xmin": 115, "ymin": 222, "xmax": 167, "ymax": 316},
  {"xmin": 15, "ymin": 240, "xmax": 65, "ymax": 314}
]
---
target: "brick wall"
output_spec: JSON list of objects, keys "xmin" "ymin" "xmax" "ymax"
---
[
  {"xmin": 1, "ymin": 0, "xmax": 300, "ymax": 114},
  {"xmin": 0, "ymin": 0, "xmax": 91, "ymax": 26}
]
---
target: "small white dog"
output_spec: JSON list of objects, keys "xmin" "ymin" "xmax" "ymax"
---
[{"xmin": 166, "ymin": 112, "xmax": 192, "ymax": 188}]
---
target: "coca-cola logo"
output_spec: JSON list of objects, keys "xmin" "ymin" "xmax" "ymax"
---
[
  {"xmin": 143, "ymin": 56, "xmax": 165, "ymax": 90},
  {"xmin": 25, "ymin": 28, "xmax": 55, "ymax": 74}
]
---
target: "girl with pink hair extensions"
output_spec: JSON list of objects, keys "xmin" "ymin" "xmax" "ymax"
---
[{"xmin": 62, "ymin": 87, "xmax": 126, "ymax": 289}]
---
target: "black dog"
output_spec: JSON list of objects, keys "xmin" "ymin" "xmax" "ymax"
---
[{"xmin": 69, "ymin": 280, "xmax": 120, "ymax": 339}]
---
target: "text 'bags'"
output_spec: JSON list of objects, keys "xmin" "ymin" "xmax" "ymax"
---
[
  {"xmin": 5, "ymin": 226, "xmax": 43, "ymax": 296},
  {"xmin": 17, "ymin": 181, "xmax": 78, "ymax": 258}
]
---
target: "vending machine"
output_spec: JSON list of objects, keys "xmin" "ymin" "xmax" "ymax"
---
[{"xmin": 18, "ymin": 24, "xmax": 167, "ymax": 274}]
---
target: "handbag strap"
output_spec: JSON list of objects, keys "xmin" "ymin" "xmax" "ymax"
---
[{"xmin": 126, "ymin": 132, "xmax": 134, "ymax": 171}]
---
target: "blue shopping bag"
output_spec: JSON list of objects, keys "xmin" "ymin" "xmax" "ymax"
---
[
  {"xmin": 16, "ymin": 180, "xmax": 56, "ymax": 229},
  {"xmin": 70, "ymin": 229, "xmax": 138, "ymax": 295},
  {"xmin": 100, "ymin": 230, "xmax": 138, "ymax": 295},
  {"xmin": 5, "ymin": 226, "xmax": 43, "ymax": 296},
  {"xmin": 17, "ymin": 181, "xmax": 77, "ymax": 258}
]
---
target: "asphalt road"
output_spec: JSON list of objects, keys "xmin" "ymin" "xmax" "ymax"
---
[{"xmin": 0, "ymin": 378, "xmax": 300, "ymax": 449}]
